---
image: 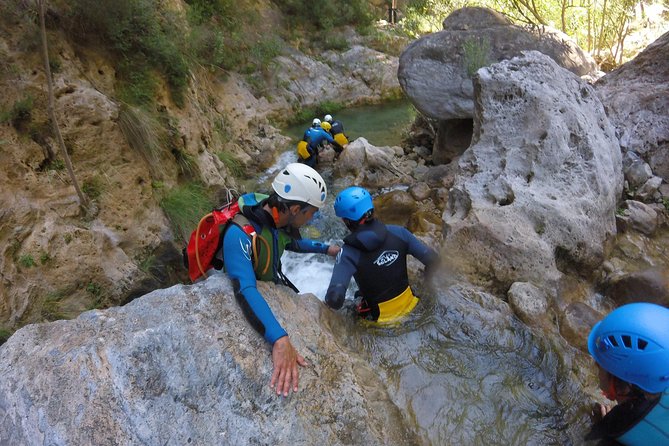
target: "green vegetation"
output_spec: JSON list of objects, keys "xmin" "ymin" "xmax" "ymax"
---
[
  {"xmin": 402, "ymin": 0, "xmax": 661, "ymax": 67},
  {"xmin": 172, "ymin": 149, "xmax": 198, "ymax": 179},
  {"xmin": 64, "ymin": 0, "xmax": 189, "ymax": 106},
  {"xmin": 160, "ymin": 182, "xmax": 214, "ymax": 240},
  {"xmin": 217, "ymin": 151, "xmax": 244, "ymax": 177},
  {"xmin": 47, "ymin": 158, "xmax": 65, "ymax": 171},
  {"xmin": 0, "ymin": 328, "xmax": 13, "ymax": 345},
  {"xmin": 463, "ymin": 37, "xmax": 491, "ymax": 76},
  {"xmin": 82, "ymin": 176, "xmax": 104, "ymax": 200},
  {"xmin": 39, "ymin": 251, "xmax": 51, "ymax": 265},
  {"xmin": 291, "ymin": 100, "xmax": 345, "ymax": 126},
  {"xmin": 19, "ymin": 254, "xmax": 36, "ymax": 268},
  {"xmin": 273, "ymin": 0, "xmax": 374, "ymax": 33},
  {"xmin": 0, "ymin": 95, "xmax": 34, "ymax": 129},
  {"xmin": 86, "ymin": 282, "xmax": 104, "ymax": 310},
  {"xmin": 118, "ymin": 104, "xmax": 167, "ymax": 168},
  {"xmin": 41, "ymin": 290, "xmax": 68, "ymax": 321}
]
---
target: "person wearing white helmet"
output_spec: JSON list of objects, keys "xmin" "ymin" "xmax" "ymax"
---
[
  {"xmin": 217, "ymin": 163, "xmax": 339, "ymax": 396},
  {"xmin": 323, "ymin": 113, "xmax": 349, "ymax": 147},
  {"xmin": 296, "ymin": 117, "xmax": 343, "ymax": 168}
]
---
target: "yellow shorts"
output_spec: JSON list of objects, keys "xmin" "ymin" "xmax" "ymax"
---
[
  {"xmin": 376, "ymin": 286, "xmax": 419, "ymax": 323},
  {"xmin": 334, "ymin": 133, "xmax": 349, "ymax": 147},
  {"xmin": 297, "ymin": 140, "xmax": 310, "ymax": 160}
]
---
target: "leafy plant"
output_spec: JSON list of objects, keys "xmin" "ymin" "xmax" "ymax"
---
[
  {"xmin": 462, "ymin": 37, "xmax": 491, "ymax": 77},
  {"xmin": 39, "ymin": 251, "xmax": 51, "ymax": 264},
  {"xmin": 0, "ymin": 95, "xmax": 34, "ymax": 130},
  {"xmin": 19, "ymin": 254, "xmax": 36, "ymax": 268},
  {"xmin": 160, "ymin": 182, "xmax": 214, "ymax": 240}
]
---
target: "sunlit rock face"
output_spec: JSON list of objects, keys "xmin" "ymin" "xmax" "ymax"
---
[
  {"xmin": 442, "ymin": 51, "xmax": 623, "ymax": 298},
  {"xmin": 0, "ymin": 275, "xmax": 417, "ymax": 445},
  {"xmin": 397, "ymin": 6, "xmax": 597, "ymax": 164},
  {"xmin": 595, "ymin": 31, "xmax": 669, "ymax": 182},
  {"xmin": 398, "ymin": 7, "xmax": 597, "ymax": 122}
]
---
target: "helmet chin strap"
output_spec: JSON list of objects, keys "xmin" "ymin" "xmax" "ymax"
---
[{"xmin": 603, "ymin": 375, "xmax": 618, "ymax": 401}]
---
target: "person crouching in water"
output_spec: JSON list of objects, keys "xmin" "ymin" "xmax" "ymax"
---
[
  {"xmin": 324, "ymin": 186, "xmax": 439, "ymax": 322},
  {"xmin": 586, "ymin": 302, "xmax": 669, "ymax": 445},
  {"xmin": 296, "ymin": 118, "xmax": 342, "ymax": 168}
]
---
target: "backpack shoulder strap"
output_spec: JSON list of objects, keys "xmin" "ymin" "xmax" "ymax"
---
[{"xmin": 230, "ymin": 213, "xmax": 271, "ymax": 275}]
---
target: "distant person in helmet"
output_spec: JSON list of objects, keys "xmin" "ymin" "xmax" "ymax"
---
[
  {"xmin": 586, "ymin": 302, "xmax": 669, "ymax": 445},
  {"xmin": 296, "ymin": 118, "xmax": 343, "ymax": 168},
  {"xmin": 323, "ymin": 114, "xmax": 349, "ymax": 147},
  {"xmin": 324, "ymin": 186, "xmax": 439, "ymax": 322},
  {"xmin": 218, "ymin": 163, "xmax": 340, "ymax": 396}
]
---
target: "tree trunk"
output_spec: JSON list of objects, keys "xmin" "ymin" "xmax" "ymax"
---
[
  {"xmin": 38, "ymin": 0, "xmax": 89, "ymax": 210},
  {"xmin": 596, "ymin": 0, "xmax": 609, "ymax": 58}
]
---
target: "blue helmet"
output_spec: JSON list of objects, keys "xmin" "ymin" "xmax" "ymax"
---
[
  {"xmin": 588, "ymin": 302, "xmax": 669, "ymax": 393},
  {"xmin": 334, "ymin": 186, "xmax": 373, "ymax": 221}
]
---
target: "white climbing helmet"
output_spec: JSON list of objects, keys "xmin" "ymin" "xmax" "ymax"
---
[
  {"xmin": 312, "ymin": 118, "xmax": 321, "ymax": 127},
  {"xmin": 271, "ymin": 163, "xmax": 327, "ymax": 208},
  {"xmin": 324, "ymin": 114, "xmax": 333, "ymax": 123}
]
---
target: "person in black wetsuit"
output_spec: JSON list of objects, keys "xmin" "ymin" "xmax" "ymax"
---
[{"xmin": 324, "ymin": 186, "xmax": 439, "ymax": 322}]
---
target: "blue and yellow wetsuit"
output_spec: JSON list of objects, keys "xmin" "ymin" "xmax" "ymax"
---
[
  {"xmin": 587, "ymin": 389, "xmax": 669, "ymax": 445},
  {"xmin": 219, "ymin": 196, "xmax": 330, "ymax": 344},
  {"xmin": 297, "ymin": 126, "xmax": 341, "ymax": 168},
  {"xmin": 325, "ymin": 219, "xmax": 438, "ymax": 323}
]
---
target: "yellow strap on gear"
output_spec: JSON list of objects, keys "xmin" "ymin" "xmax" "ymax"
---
[
  {"xmin": 376, "ymin": 286, "xmax": 419, "ymax": 323},
  {"xmin": 297, "ymin": 140, "xmax": 310, "ymax": 160},
  {"xmin": 252, "ymin": 233, "xmax": 271, "ymax": 276}
]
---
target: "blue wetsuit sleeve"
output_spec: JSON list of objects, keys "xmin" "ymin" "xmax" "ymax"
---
[
  {"xmin": 287, "ymin": 238, "xmax": 330, "ymax": 254},
  {"xmin": 322, "ymin": 129, "xmax": 334, "ymax": 143},
  {"xmin": 325, "ymin": 246, "xmax": 358, "ymax": 310},
  {"xmin": 389, "ymin": 226, "xmax": 439, "ymax": 267},
  {"xmin": 223, "ymin": 224, "xmax": 287, "ymax": 344}
]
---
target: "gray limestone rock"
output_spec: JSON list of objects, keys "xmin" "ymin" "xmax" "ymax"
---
[
  {"xmin": 0, "ymin": 276, "xmax": 416, "ymax": 446},
  {"xmin": 442, "ymin": 51, "xmax": 623, "ymax": 296}
]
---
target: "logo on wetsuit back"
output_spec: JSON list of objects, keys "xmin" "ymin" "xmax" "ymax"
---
[{"xmin": 373, "ymin": 250, "xmax": 399, "ymax": 266}]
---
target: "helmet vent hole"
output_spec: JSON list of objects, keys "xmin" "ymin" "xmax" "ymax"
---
[
  {"xmin": 608, "ymin": 335, "xmax": 618, "ymax": 347},
  {"xmin": 637, "ymin": 338, "xmax": 648, "ymax": 350},
  {"xmin": 622, "ymin": 335, "xmax": 632, "ymax": 348}
]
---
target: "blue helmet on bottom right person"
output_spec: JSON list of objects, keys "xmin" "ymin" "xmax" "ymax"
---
[
  {"xmin": 588, "ymin": 302, "xmax": 669, "ymax": 393},
  {"xmin": 334, "ymin": 186, "xmax": 374, "ymax": 221}
]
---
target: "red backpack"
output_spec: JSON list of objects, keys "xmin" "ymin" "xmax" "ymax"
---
[{"xmin": 183, "ymin": 193, "xmax": 265, "ymax": 282}]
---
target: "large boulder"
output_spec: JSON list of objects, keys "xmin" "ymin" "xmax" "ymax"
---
[
  {"xmin": 595, "ymin": 31, "xmax": 669, "ymax": 182},
  {"xmin": 0, "ymin": 275, "xmax": 416, "ymax": 445},
  {"xmin": 442, "ymin": 51, "xmax": 623, "ymax": 299},
  {"xmin": 398, "ymin": 7, "xmax": 597, "ymax": 165},
  {"xmin": 398, "ymin": 7, "xmax": 597, "ymax": 122}
]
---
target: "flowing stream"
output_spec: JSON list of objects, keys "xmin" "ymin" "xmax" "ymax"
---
[{"xmin": 257, "ymin": 100, "xmax": 592, "ymax": 445}]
